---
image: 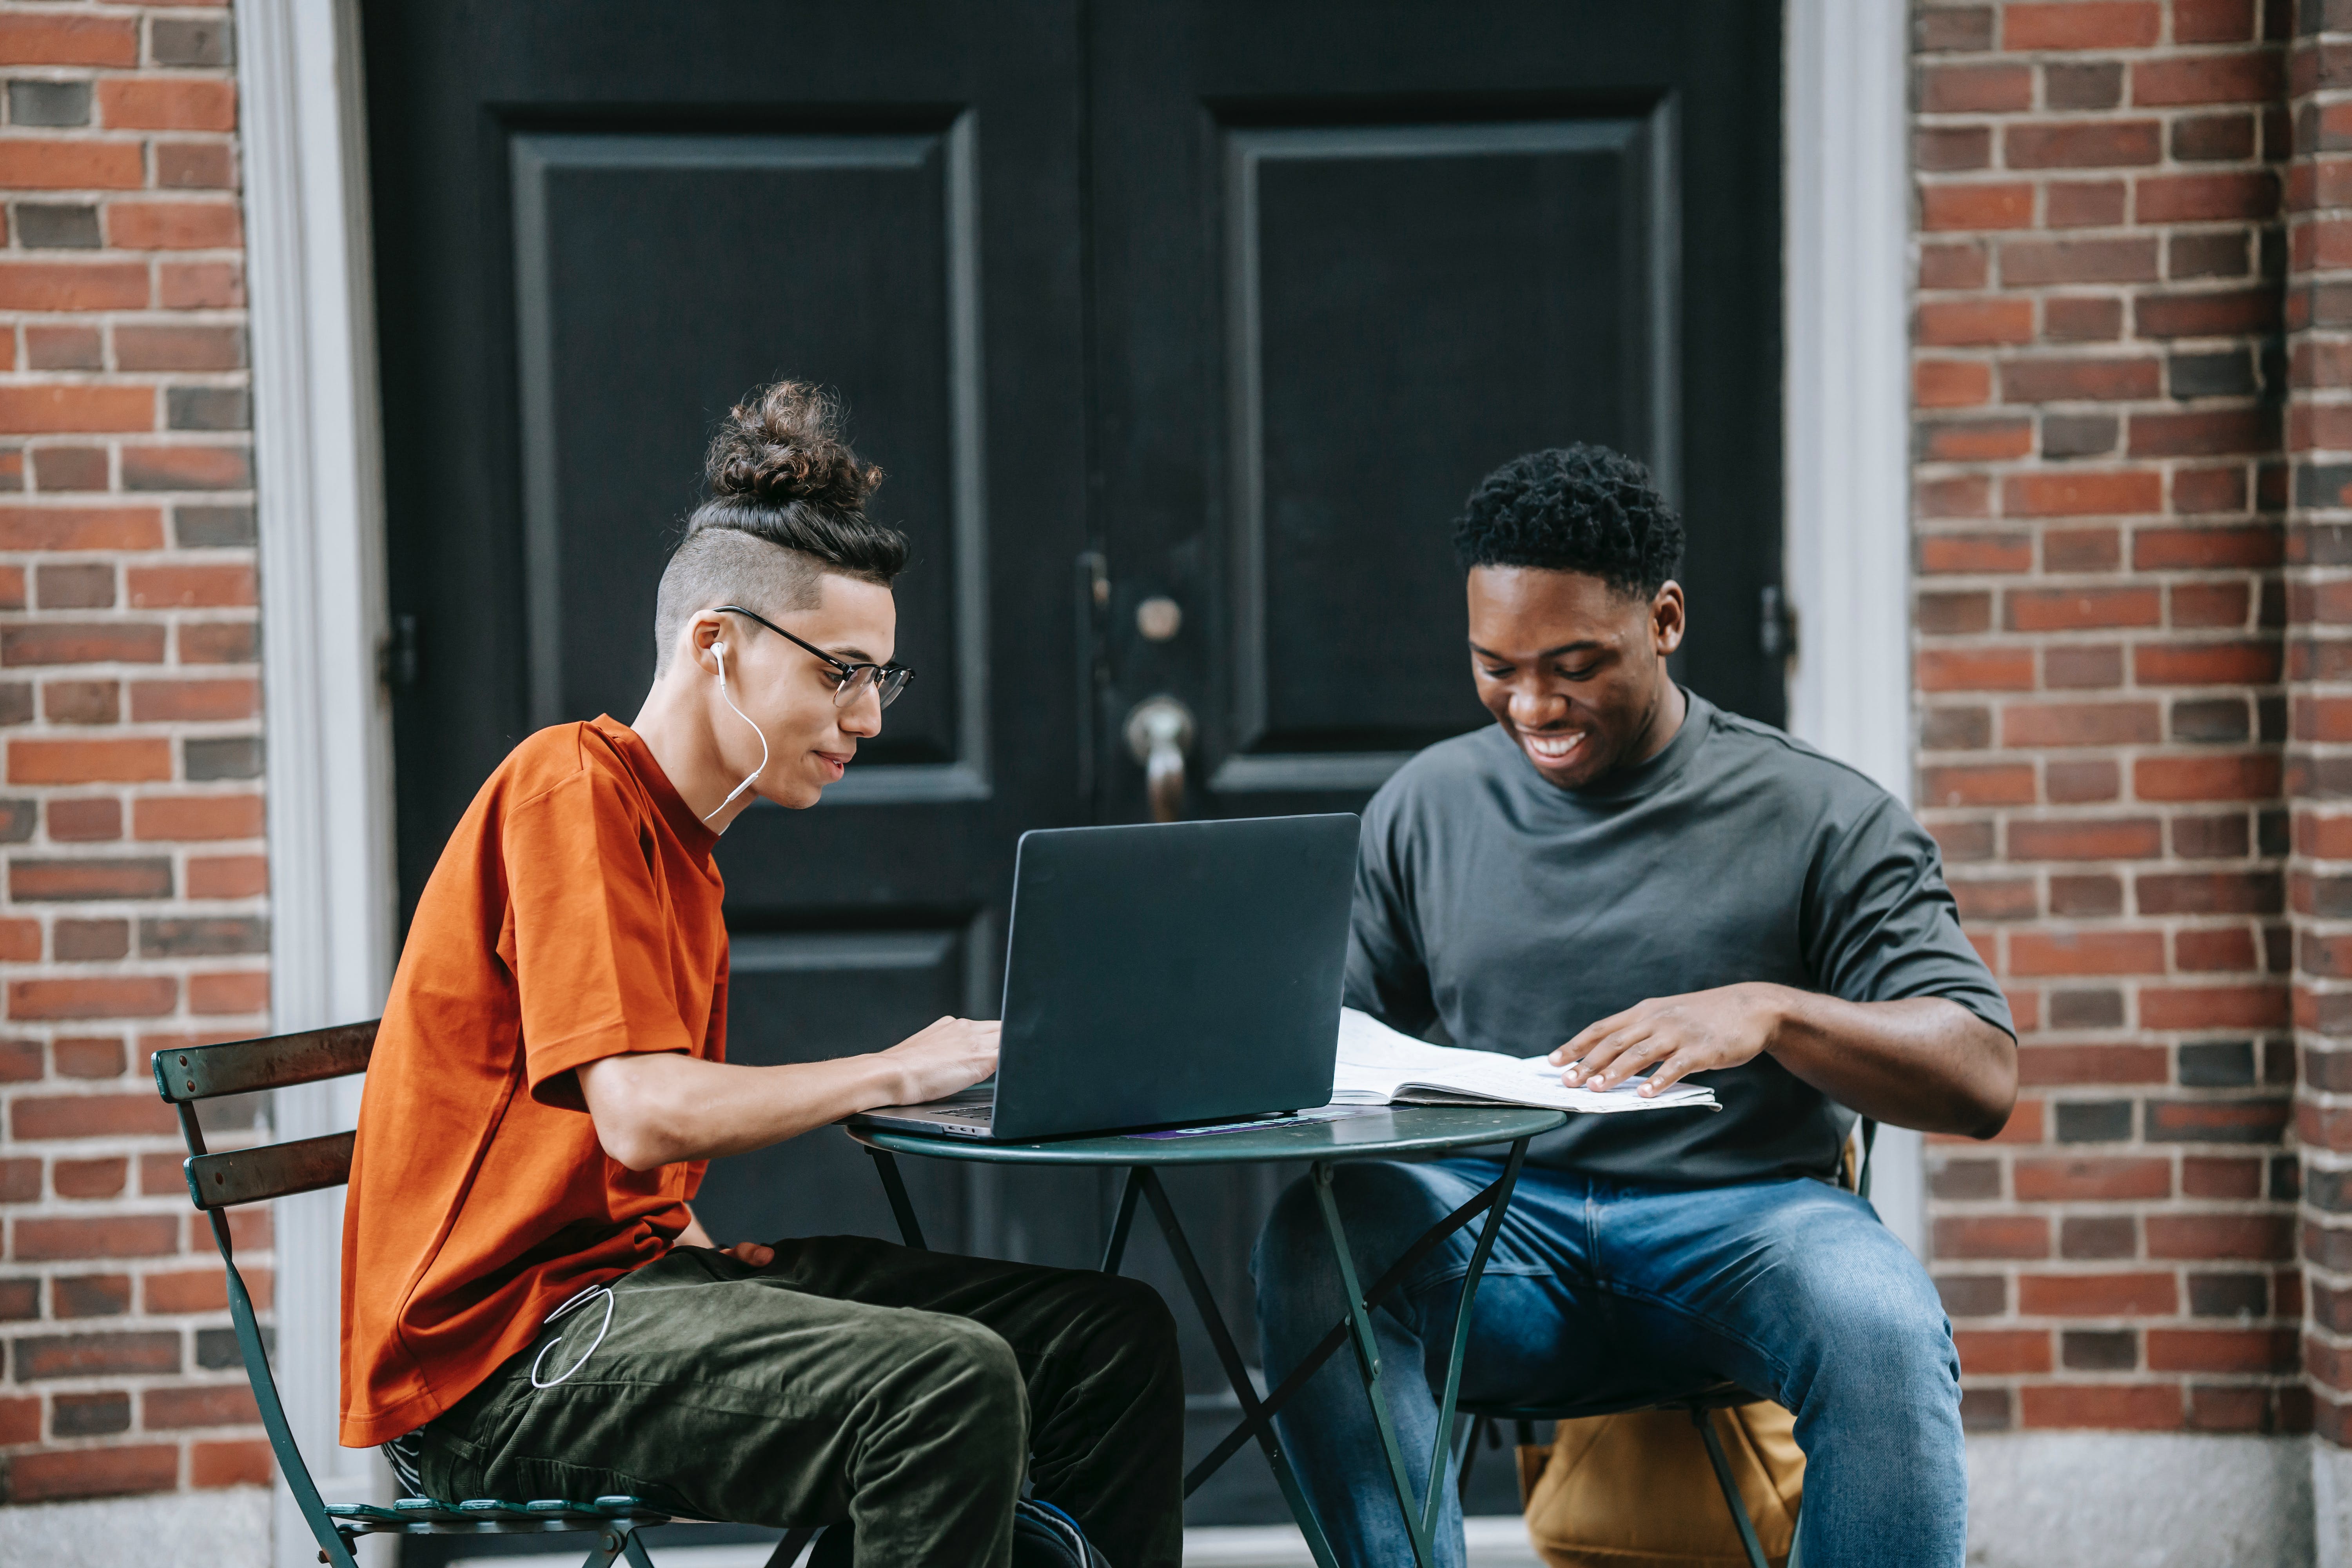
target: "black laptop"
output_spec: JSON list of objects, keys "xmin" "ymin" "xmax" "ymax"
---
[{"xmin": 852, "ymin": 813, "xmax": 1359, "ymax": 1141}]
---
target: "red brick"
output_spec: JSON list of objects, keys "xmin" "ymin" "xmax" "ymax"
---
[
  {"xmin": 2002, "ymin": 2, "xmax": 2159, "ymax": 49},
  {"xmin": 2167, "ymin": 583, "xmax": 2252, "ymax": 630},
  {"xmin": 2135, "ymin": 288, "xmax": 2277, "ymax": 338},
  {"xmin": 189, "ymin": 970, "xmax": 269, "ymax": 1015},
  {"xmin": 134, "ymin": 795, "xmax": 265, "ymax": 842},
  {"xmin": 2004, "ymin": 121, "xmax": 2161, "ymax": 169},
  {"xmin": 121, "ymin": 446, "xmax": 252, "ymax": 492},
  {"xmin": 1921, "ymin": 62, "xmax": 2033, "ymax": 113},
  {"xmin": 1, "ymin": 1445, "xmax": 181, "ymax": 1503},
  {"xmin": 2141, "ymin": 984, "xmax": 2288, "ymax": 1029},
  {"xmin": 129, "ymin": 679, "xmax": 258, "ymax": 723},
  {"xmin": 1919, "ymin": 298, "xmax": 2036, "ymax": 345},
  {"xmin": 127, "ymin": 564, "xmax": 256, "ymax": 608},
  {"xmin": 96, "ymin": 77, "xmax": 236, "ymax": 131},
  {"xmin": 1953, "ymin": 877, "xmax": 2039, "ymax": 921},
  {"xmin": 51, "ymin": 1156, "xmax": 126, "ymax": 1200},
  {"xmin": 2134, "ymin": 753, "xmax": 2280, "ymax": 801},
  {"xmin": 0, "ymin": 1396, "xmax": 37, "ymax": 1446},
  {"xmin": 0, "ymin": 13, "xmax": 138, "ymax": 65},
  {"xmin": 143, "ymin": 1384, "xmax": 261, "ymax": 1430},
  {"xmin": 2014, "ymin": 1156, "xmax": 2172, "ymax": 1201},
  {"xmin": 2136, "ymin": 642, "xmax": 2280, "ymax": 686},
  {"xmin": 178, "ymin": 621, "xmax": 258, "ymax": 665},
  {"xmin": 0, "ymin": 505, "xmax": 163, "ymax": 551},
  {"xmin": 2003, "ymin": 472, "xmax": 2164, "ymax": 519},
  {"xmin": 2176, "ymin": 927, "xmax": 2259, "ymax": 971},
  {"xmin": 2138, "ymin": 171, "xmax": 2278, "ymax": 223},
  {"xmin": 1920, "ymin": 242, "xmax": 1991, "ymax": 291},
  {"xmin": 9, "ymin": 1215, "xmax": 180, "ymax": 1261},
  {"xmin": 2001, "ymin": 702, "xmax": 2161, "ymax": 746},
  {"xmin": 1921, "ymin": 763, "xmax": 2038, "ymax": 807},
  {"xmin": 2132, "ymin": 52, "xmax": 2283, "ymax": 106},
  {"xmin": 1919, "ymin": 475, "xmax": 1993, "ymax": 518},
  {"xmin": 187, "ymin": 855, "xmax": 266, "ymax": 898},
  {"xmin": 2016, "ymin": 1044, "xmax": 2168, "ymax": 1085},
  {"xmin": 1999, "ymin": 356, "xmax": 2161, "ymax": 402},
  {"xmin": 1924, "ymin": 417, "xmax": 2034, "ymax": 461},
  {"xmin": 39, "ymin": 795, "xmax": 120, "ymax": 841},
  {"xmin": 2173, "ymin": 0, "xmax": 2256, "ymax": 42},
  {"xmin": 6, "ymin": 738, "xmax": 172, "ymax": 785},
  {"xmin": 1916, "ymin": 360, "xmax": 1992, "ymax": 408},
  {"xmin": 53, "ymin": 1036, "xmax": 125, "ymax": 1078},
  {"xmin": 1955, "ymin": 1328, "xmax": 2053, "ymax": 1375},
  {"xmin": 1918, "ymin": 648, "xmax": 2038, "ymax": 691},
  {"xmin": 0, "ymin": 383, "xmax": 152, "ymax": 433},
  {"xmin": 1920, "ymin": 532, "xmax": 2033, "ymax": 574},
  {"xmin": 1935, "ymin": 1215, "xmax": 2050, "ymax": 1259},
  {"xmin": 2009, "ymin": 931, "xmax": 2167, "ymax": 976},
  {"xmin": 159, "ymin": 261, "xmax": 243, "ymax": 310},
  {"xmin": 2017, "ymin": 1271, "xmax": 2178, "ymax": 1315},
  {"xmin": 2007, "ymin": 586, "xmax": 2162, "ymax": 630},
  {"xmin": 6, "ymin": 977, "xmax": 178, "ymax": 1021},
  {"xmin": 106, "ymin": 201, "xmax": 243, "ymax": 252},
  {"xmin": 2047, "ymin": 180, "xmax": 2128, "ymax": 228},
  {"xmin": 0, "ymin": 140, "xmax": 144, "ymax": 192},
  {"xmin": 2148, "ymin": 1212, "xmax": 2293, "ymax": 1260},
  {"xmin": 2181, "ymin": 1154, "xmax": 2262, "ymax": 1197},
  {"xmin": 191, "ymin": 1439, "xmax": 274, "ymax": 1489},
  {"xmin": 2020, "ymin": 1385, "xmax": 2182, "ymax": 1430},
  {"xmin": 114, "ymin": 325, "xmax": 244, "ymax": 371},
  {"xmin": 2171, "ymin": 468, "xmax": 2249, "ymax": 514},
  {"xmin": 143, "ymin": 1266, "xmax": 249, "ymax": 1314},
  {"xmin": 7, "ymin": 855, "xmax": 172, "ymax": 901},
  {"xmin": 156, "ymin": 141, "xmax": 234, "ymax": 191},
  {"xmin": 1921, "ymin": 183, "xmax": 2036, "ymax": 232},
  {"xmin": 2148, "ymin": 1328, "xmax": 2297, "ymax": 1374}
]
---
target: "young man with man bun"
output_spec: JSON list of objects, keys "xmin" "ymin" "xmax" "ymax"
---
[{"xmin": 341, "ymin": 382, "xmax": 1182, "ymax": 1568}]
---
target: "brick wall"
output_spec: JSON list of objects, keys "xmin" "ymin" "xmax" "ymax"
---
[
  {"xmin": 2290, "ymin": 0, "xmax": 2352, "ymax": 1448},
  {"xmin": 0, "ymin": 0, "xmax": 271, "ymax": 1509},
  {"xmin": 1911, "ymin": 0, "xmax": 2308, "ymax": 1437}
]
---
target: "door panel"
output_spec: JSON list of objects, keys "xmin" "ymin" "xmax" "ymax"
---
[{"xmin": 509, "ymin": 126, "xmax": 980, "ymax": 777}]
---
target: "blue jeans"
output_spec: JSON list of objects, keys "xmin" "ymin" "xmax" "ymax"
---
[{"xmin": 1251, "ymin": 1160, "xmax": 1964, "ymax": 1568}]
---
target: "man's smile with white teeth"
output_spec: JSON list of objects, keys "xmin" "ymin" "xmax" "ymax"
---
[{"xmin": 1521, "ymin": 730, "xmax": 1585, "ymax": 763}]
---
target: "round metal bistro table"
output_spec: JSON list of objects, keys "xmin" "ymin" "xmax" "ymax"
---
[{"xmin": 847, "ymin": 1105, "xmax": 1565, "ymax": 1568}]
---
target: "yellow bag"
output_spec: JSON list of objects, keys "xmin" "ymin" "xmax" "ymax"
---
[{"xmin": 1514, "ymin": 1400, "xmax": 1803, "ymax": 1568}]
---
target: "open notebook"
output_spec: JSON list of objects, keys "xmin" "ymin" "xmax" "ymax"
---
[{"xmin": 1334, "ymin": 1007, "xmax": 1719, "ymax": 1115}]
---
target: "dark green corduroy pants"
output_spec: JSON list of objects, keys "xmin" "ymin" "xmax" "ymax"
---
[{"xmin": 409, "ymin": 1237, "xmax": 1185, "ymax": 1568}]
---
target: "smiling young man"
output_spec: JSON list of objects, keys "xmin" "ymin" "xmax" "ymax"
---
[
  {"xmin": 341, "ymin": 383, "xmax": 1182, "ymax": 1568},
  {"xmin": 1252, "ymin": 445, "xmax": 2016, "ymax": 1568}
]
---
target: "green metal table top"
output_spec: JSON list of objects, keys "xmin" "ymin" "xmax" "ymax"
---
[{"xmin": 844, "ymin": 1104, "xmax": 1564, "ymax": 1166}]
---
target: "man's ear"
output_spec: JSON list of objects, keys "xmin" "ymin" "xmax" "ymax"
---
[
  {"xmin": 684, "ymin": 612, "xmax": 727, "ymax": 675},
  {"xmin": 1650, "ymin": 582, "xmax": 1686, "ymax": 657}
]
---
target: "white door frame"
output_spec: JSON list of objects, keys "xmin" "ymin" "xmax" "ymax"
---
[
  {"xmin": 235, "ymin": 4, "xmax": 1920, "ymax": 1557},
  {"xmin": 234, "ymin": 0, "xmax": 396, "ymax": 1561}
]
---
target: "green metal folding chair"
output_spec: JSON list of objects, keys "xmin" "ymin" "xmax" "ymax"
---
[{"xmin": 154, "ymin": 1020, "xmax": 822, "ymax": 1568}]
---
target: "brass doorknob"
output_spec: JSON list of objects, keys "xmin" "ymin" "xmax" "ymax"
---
[{"xmin": 1123, "ymin": 695, "xmax": 1195, "ymax": 823}]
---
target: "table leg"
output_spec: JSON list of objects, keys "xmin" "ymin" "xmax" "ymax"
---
[
  {"xmin": 1101, "ymin": 1167, "xmax": 1142, "ymax": 1274},
  {"xmin": 1309, "ymin": 1138, "xmax": 1529, "ymax": 1568},
  {"xmin": 866, "ymin": 1148, "xmax": 927, "ymax": 1251},
  {"xmin": 1128, "ymin": 1168, "xmax": 1343, "ymax": 1568},
  {"xmin": 1184, "ymin": 1152, "xmax": 1522, "ymax": 1491}
]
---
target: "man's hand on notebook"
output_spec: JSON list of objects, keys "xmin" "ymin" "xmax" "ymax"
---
[
  {"xmin": 879, "ymin": 1015, "xmax": 1002, "ymax": 1105},
  {"xmin": 1552, "ymin": 982, "xmax": 1788, "ymax": 1096}
]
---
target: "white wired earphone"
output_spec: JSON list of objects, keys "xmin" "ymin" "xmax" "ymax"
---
[{"xmin": 703, "ymin": 638, "xmax": 771, "ymax": 823}]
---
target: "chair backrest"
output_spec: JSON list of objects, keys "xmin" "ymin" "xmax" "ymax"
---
[
  {"xmin": 154, "ymin": 1020, "xmax": 378, "ymax": 1568},
  {"xmin": 155, "ymin": 1021, "xmax": 374, "ymax": 1208}
]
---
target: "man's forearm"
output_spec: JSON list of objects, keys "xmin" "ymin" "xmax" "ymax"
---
[
  {"xmin": 581, "ymin": 1051, "xmax": 911, "ymax": 1171},
  {"xmin": 1767, "ymin": 991, "xmax": 2016, "ymax": 1138}
]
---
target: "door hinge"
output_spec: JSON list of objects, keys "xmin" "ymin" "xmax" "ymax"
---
[
  {"xmin": 381, "ymin": 613, "xmax": 421, "ymax": 690},
  {"xmin": 1759, "ymin": 586, "xmax": 1795, "ymax": 661}
]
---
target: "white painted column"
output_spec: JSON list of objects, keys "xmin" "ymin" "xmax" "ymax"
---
[
  {"xmin": 1781, "ymin": 0, "xmax": 1924, "ymax": 1255},
  {"xmin": 233, "ymin": 0, "xmax": 398, "ymax": 1561}
]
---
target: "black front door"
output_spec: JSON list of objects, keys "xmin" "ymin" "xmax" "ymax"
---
[{"xmin": 366, "ymin": 0, "xmax": 1779, "ymax": 1532}]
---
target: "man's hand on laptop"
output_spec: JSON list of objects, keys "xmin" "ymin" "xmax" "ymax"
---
[
  {"xmin": 879, "ymin": 1015, "xmax": 1002, "ymax": 1105},
  {"xmin": 576, "ymin": 1017, "xmax": 1001, "ymax": 1170}
]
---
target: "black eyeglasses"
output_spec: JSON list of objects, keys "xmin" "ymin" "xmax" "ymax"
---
[{"xmin": 712, "ymin": 606, "xmax": 915, "ymax": 710}]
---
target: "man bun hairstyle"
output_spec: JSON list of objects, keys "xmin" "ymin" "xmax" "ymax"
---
[
  {"xmin": 653, "ymin": 381, "xmax": 910, "ymax": 673},
  {"xmin": 1451, "ymin": 443, "xmax": 1684, "ymax": 599}
]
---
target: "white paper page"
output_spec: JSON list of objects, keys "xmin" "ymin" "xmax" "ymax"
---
[{"xmin": 1334, "ymin": 1007, "xmax": 1717, "ymax": 1115}]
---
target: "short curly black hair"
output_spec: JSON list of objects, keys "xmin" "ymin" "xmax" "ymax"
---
[{"xmin": 1451, "ymin": 444, "xmax": 1684, "ymax": 597}]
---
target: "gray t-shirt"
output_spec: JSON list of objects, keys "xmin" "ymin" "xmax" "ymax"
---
[{"xmin": 1347, "ymin": 690, "xmax": 2013, "ymax": 1185}]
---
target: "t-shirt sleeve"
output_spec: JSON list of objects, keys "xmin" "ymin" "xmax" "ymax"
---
[
  {"xmin": 1344, "ymin": 790, "xmax": 1441, "ymax": 1036},
  {"xmin": 1802, "ymin": 794, "xmax": 2016, "ymax": 1040},
  {"xmin": 501, "ymin": 768, "xmax": 701, "ymax": 1105}
]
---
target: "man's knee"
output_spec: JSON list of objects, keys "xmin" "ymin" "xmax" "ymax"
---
[{"xmin": 895, "ymin": 1316, "xmax": 1027, "ymax": 1439}]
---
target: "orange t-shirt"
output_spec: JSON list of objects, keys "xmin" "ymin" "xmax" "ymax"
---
[{"xmin": 339, "ymin": 716, "xmax": 726, "ymax": 1447}]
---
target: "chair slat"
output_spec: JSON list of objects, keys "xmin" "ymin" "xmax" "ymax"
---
[
  {"xmin": 154, "ymin": 1021, "xmax": 377, "ymax": 1104},
  {"xmin": 185, "ymin": 1131, "xmax": 355, "ymax": 1210}
]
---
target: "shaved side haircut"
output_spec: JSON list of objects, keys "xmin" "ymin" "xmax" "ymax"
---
[{"xmin": 653, "ymin": 381, "xmax": 908, "ymax": 673}]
